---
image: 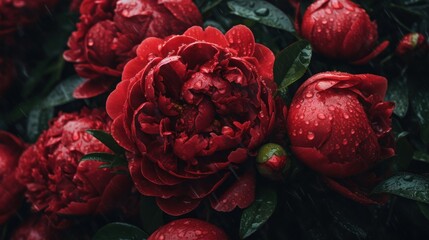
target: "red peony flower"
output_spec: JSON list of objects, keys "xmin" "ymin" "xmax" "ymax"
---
[
  {"xmin": 298, "ymin": 0, "xmax": 389, "ymax": 64},
  {"xmin": 16, "ymin": 108, "xmax": 133, "ymax": 227},
  {"xmin": 395, "ymin": 33, "xmax": 428, "ymax": 57},
  {"xmin": 287, "ymin": 72, "xmax": 395, "ymax": 204},
  {"xmin": 63, "ymin": 0, "xmax": 202, "ymax": 99},
  {"xmin": 0, "ymin": 131, "xmax": 26, "ymax": 224},
  {"xmin": 0, "ymin": 57, "xmax": 16, "ymax": 97},
  {"xmin": 106, "ymin": 25, "xmax": 286, "ymax": 215},
  {"xmin": 0, "ymin": 0, "xmax": 58, "ymax": 36},
  {"xmin": 148, "ymin": 218, "xmax": 228, "ymax": 240}
]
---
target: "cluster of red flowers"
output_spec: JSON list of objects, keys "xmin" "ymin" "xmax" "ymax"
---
[{"xmin": 2, "ymin": 0, "xmax": 428, "ymax": 238}]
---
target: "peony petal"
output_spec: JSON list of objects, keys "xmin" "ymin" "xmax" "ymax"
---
[
  {"xmin": 111, "ymin": 115, "xmax": 135, "ymax": 152},
  {"xmin": 106, "ymin": 80, "xmax": 130, "ymax": 119},
  {"xmin": 352, "ymin": 41, "xmax": 389, "ymax": 65},
  {"xmin": 156, "ymin": 197, "xmax": 201, "ymax": 216},
  {"xmin": 211, "ymin": 169, "xmax": 255, "ymax": 212},
  {"xmin": 252, "ymin": 43, "xmax": 275, "ymax": 80},
  {"xmin": 73, "ymin": 77, "xmax": 116, "ymax": 99},
  {"xmin": 183, "ymin": 26, "xmax": 228, "ymax": 47},
  {"xmin": 225, "ymin": 25, "xmax": 255, "ymax": 57},
  {"xmin": 323, "ymin": 176, "xmax": 382, "ymax": 205}
]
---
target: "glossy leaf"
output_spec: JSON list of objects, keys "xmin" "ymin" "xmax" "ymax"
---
[
  {"xmin": 93, "ymin": 222, "xmax": 148, "ymax": 240},
  {"xmin": 40, "ymin": 75, "xmax": 84, "ymax": 109},
  {"xmin": 227, "ymin": 0, "xmax": 295, "ymax": 32},
  {"xmin": 274, "ymin": 40, "xmax": 312, "ymax": 95},
  {"xmin": 80, "ymin": 152, "xmax": 116, "ymax": 163},
  {"xmin": 418, "ymin": 202, "xmax": 429, "ymax": 221},
  {"xmin": 26, "ymin": 107, "xmax": 54, "ymax": 142},
  {"xmin": 411, "ymin": 89, "xmax": 429, "ymax": 144},
  {"xmin": 240, "ymin": 187, "xmax": 277, "ymax": 239},
  {"xmin": 195, "ymin": 0, "xmax": 223, "ymax": 14},
  {"xmin": 140, "ymin": 196, "xmax": 164, "ymax": 234},
  {"xmin": 86, "ymin": 130, "xmax": 125, "ymax": 154},
  {"xmin": 386, "ymin": 77, "xmax": 409, "ymax": 117},
  {"xmin": 391, "ymin": 132, "xmax": 413, "ymax": 171},
  {"xmin": 413, "ymin": 151, "xmax": 429, "ymax": 163},
  {"xmin": 373, "ymin": 172, "xmax": 429, "ymax": 204}
]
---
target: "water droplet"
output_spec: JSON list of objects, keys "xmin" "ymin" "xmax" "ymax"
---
[
  {"xmin": 305, "ymin": 92, "xmax": 314, "ymax": 98},
  {"xmin": 158, "ymin": 234, "xmax": 165, "ymax": 240},
  {"xmin": 298, "ymin": 128, "xmax": 303, "ymax": 135},
  {"xmin": 403, "ymin": 175, "xmax": 413, "ymax": 181},
  {"xmin": 254, "ymin": 8, "xmax": 269, "ymax": 16},
  {"xmin": 72, "ymin": 132, "xmax": 80, "ymax": 141},
  {"xmin": 335, "ymin": 144, "xmax": 340, "ymax": 149},
  {"xmin": 87, "ymin": 39, "xmax": 94, "ymax": 47},
  {"xmin": 295, "ymin": 104, "xmax": 301, "ymax": 109},
  {"xmin": 351, "ymin": 129, "xmax": 355, "ymax": 135},
  {"xmin": 292, "ymin": 130, "xmax": 297, "ymax": 136},
  {"xmin": 299, "ymin": 114, "xmax": 304, "ymax": 119},
  {"xmin": 343, "ymin": 113, "xmax": 350, "ymax": 119},
  {"xmin": 307, "ymin": 131, "xmax": 315, "ymax": 140},
  {"xmin": 317, "ymin": 27, "xmax": 322, "ymax": 33},
  {"xmin": 314, "ymin": 121, "xmax": 319, "ymax": 126},
  {"xmin": 328, "ymin": 106, "xmax": 335, "ymax": 111},
  {"xmin": 317, "ymin": 113, "xmax": 326, "ymax": 120},
  {"xmin": 325, "ymin": 8, "xmax": 332, "ymax": 14},
  {"xmin": 342, "ymin": 139, "xmax": 348, "ymax": 145},
  {"xmin": 195, "ymin": 230, "xmax": 202, "ymax": 235},
  {"xmin": 305, "ymin": 121, "xmax": 310, "ymax": 125},
  {"xmin": 322, "ymin": 20, "xmax": 328, "ymax": 24},
  {"xmin": 331, "ymin": 0, "xmax": 343, "ymax": 9}
]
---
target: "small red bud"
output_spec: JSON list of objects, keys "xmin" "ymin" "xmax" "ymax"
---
[{"xmin": 256, "ymin": 143, "xmax": 289, "ymax": 180}]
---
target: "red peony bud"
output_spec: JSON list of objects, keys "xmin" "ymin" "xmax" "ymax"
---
[
  {"xmin": 15, "ymin": 108, "xmax": 134, "ymax": 227},
  {"xmin": 148, "ymin": 218, "xmax": 229, "ymax": 240},
  {"xmin": 299, "ymin": 0, "xmax": 389, "ymax": 64},
  {"xmin": 395, "ymin": 33, "xmax": 428, "ymax": 57},
  {"xmin": 287, "ymin": 72, "xmax": 394, "ymax": 204},
  {"xmin": 0, "ymin": 131, "xmax": 26, "ymax": 224},
  {"xmin": 256, "ymin": 143, "xmax": 289, "ymax": 180}
]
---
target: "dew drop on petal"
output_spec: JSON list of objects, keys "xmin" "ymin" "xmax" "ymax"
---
[
  {"xmin": 307, "ymin": 131, "xmax": 315, "ymax": 140},
  {"xmin": 342, "ymin": 139, "xmax": 348, "ymax": 145},
  {"xmin": 305, "ymin": 92, "xmax": 314, "ymax": 98},
  {"xmin": 343, "ymin": 113, "xmax": 350, "ymax": 119},
  {"xmin": 317, "ymin": 113, "xmax": 326, "ymax": 120},
  {"xmin": 351, "ymin": 129, "xmax": 355, "ymax": 134}
]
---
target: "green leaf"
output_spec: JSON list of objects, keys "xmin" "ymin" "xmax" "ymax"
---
[
  {"xmin": 411, "ymin": 89, "xmax": 429, "ymax": 144},
  {"xmin": 391, "ymin": 133, "xmax": 413, "ymax": 171},
  {"xmin": 80, "ymin": 153, "xmax": 117, "ymax": 163},
  {"xmin": 418, "ymin": 202, "xmax": 429, "ymax": 221},
  {"xmin": 239, "ymin": 187, "xmax": 277, "ymax": 239},
  {"xmin": 196, "ymin": 0, "xmax": 224, "ymax": 14},
  {"xmin": 40, "ymin": 75, "xmax": 84, "ymax": 109},
  {"xmin": 140, "ymin": 196, "xmax": 164, "ymax": 234},
  {"xmin": 86, "ymin": 130, "xmax": 125, "ymax": 154},
  {"xmin": 26, "ymin": 108, "xmax": 54, "ymax": 142},
  {"xmin": 385, "ymin": 77, "xmax": 408, "ymax": 117},
  {"xmin": 373, "ymin": 172, "xmax": 429, "ymax": 204},
  {"xmin": 92, "ymin": 222, "xmax": 148, "ymax": 240},
  {"xmin": 274, "ymin": 40, "xmax": 312, "ymax": 94},
  {"xmin": 227, "ymin": 0, "xmax": 295, "ymax": 32},
  {"xmin": 413, "ymin": 151, "xmax": 429, "ymax": 163}
]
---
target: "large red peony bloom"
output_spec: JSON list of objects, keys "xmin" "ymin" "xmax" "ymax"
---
[
  {"xmin": 16, "ymin": 108, "xmax": 133, "ymax": 227},
  {"xmin": 148, "ymin": 218, "xmax": 229, "ymax": 240},
  {"xmin": 63, "ymin": 0, "xmax": 202, "ymax": 99},
  {"xmin": 0, "ymin": 131, "xmax": 26, "ymax": 224},
  {"xmin": 287, "ymin": 72, "xmax": 395, "ymax": 204},
  {"xmin": 0, "ymin": 0, "xmax": 58, "ymax": 36},
  {"xmin": 298, "ymin": 0, "xmax": 389, "ymax": 64},
  {"xmin": 106, "ymin": 25, "xmax": 286, "ymax": 215}
]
